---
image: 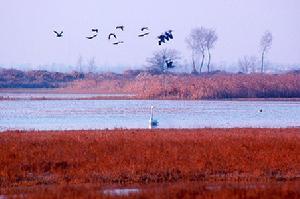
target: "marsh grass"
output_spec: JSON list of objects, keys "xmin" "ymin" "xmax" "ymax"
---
[{"xmin": 0, "ymin": 128, "xmax": 299, "ymax": 198}]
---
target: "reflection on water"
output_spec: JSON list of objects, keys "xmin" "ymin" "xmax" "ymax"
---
[
  {"xmin": 2, "ymin": 182, "xmax": 298, "ymax": 198},
  {"xmin": 0, "ymin": 99, "xmax": 300, "ymax": 131},
  {"xmin": 102, "ymin": 188, "xmax": 140, "ymax": 196},
  {"xmin": 99, "ymin": 182, "xmax": 299, "ymax": 198}
]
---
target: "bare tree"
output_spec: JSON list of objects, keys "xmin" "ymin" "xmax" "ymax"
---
[
  {"xmin": 87, "ymin": 57, "xmax": 96, "ymax": 73},
  {"xmin": 205, "ymin": 29, "xmax": 218, "ymax": 73},
  {"xmin": 146, "ymin": 48, "xmax": 181, "ymax": 74},
  {"xmin": 186, "ymin": 27, "xmax": 207, "ymax": 73},
  {"xmin": 186, "ymin": 27, "xmax": 218, "ymax": 73},
  {"xmin": 76, "ymin": 55, "xmax": 84, "ymax": 73},
  {"xmin": 238, "ymin": 56, "xmax": 258, "ymax": 73},
  {"xmin": 185, "ymin": 36, "xmax": 198, "ymax": 74},
  {"xmin": 260, "ymin": 31, "xmax": 273, "ymax": 73}
]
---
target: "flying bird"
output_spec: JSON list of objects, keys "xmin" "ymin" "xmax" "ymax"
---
[
  {"xmin": 108, "ymin": 33, "xmax": 117, "ymax": 40},
  {"xmin": 54, "ymin": 31, "xmax": 63, "ymax": 37},
  {"xmin": 138, "ymin": 32, "xmax": 150, "ymax": 37},
  {"xmin": 91, "ymin": 29, "xmax": 99, "ymax": 33},
  {"xmin": 157, "ymin": 30, "xmax": 174, "ymax": 45},
  {"xmin": 165, "ymin": 30, "xmax": 173, "ymax": 39},
  {"xmin": 164, "ymin": 35, "xmax": 170, "ymax": 41},
  {"xmin": 158, "ymin": 35, "xmax": 166, "ymax": 41},
  {"xmin": 165, "ymin": 60, "xmax": 175, "ymax": 68},
  {"xmin": 158, "ymin": 35, "xmax": 166, "ymax": 45},
  {"xmin": 113, "ymin": 41, "xmax": 124, "ymax": 45},
  {"xmin": 116, "ymin": 26, "xmax": 124, "ymax": 31},
  {"xmin": 86, "ymin": 34, "xmax": 97, "ymax": 40},
  {"xmin": 141, "ymin": 27, "xmax": 149, "ymax": 31}
]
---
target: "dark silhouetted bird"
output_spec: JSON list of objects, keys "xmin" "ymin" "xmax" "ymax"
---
[
  {"xmin": 158, "ymin": 35, "xmax": 166, "ymax": 45},
  {"xmin": 54, "ymin": 31, "xmax": 63, "ymax": 37},
  {"xmin": 108, "ymin": 33, "xmax": 117, "ymax": 40},
  {"xmin": 164, "ymin": 35, "xmax": 170, "ymax": 41},
  {"xmin": 165, "ymin": 30, "xmax": 173, "ymax": 39},
  {"xmin": 141, "ymin": 27, "xmax": 149, "ymax": 31},
  {"xmin": 113, "ymin": 41, "xmax": 124, "ymax": 45},
  {"xmin": 86, "ymin": 34, "xmax": 97, "ymax": 40},
  {"xmin": 92, "ymin": 29, "xmax": 98, "ymax": 33},
  {"xmin": 138, "ymin": 32, "xmax": 150, "ymax": 37},
  {"xmin": 165, "ymin": 60, "xmax": 175, "ymax": 68},
  {"xmin": 116, "ymin": 26, "xmax": 124, "ymax": 31}
]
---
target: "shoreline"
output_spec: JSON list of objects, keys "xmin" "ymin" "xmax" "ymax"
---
[
  {"xmin": 1, "ymin": 88, "xmax": 300, "ymax": 101},
  {"xmin": 1, "ymin": 96, "xmax": 300, "ymax": 101},
  {"xmin": 1, "ymin": 127, "xmax": 300, "ymax": 133}
]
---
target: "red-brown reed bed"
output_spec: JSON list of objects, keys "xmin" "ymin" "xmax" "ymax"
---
[{"xmin": 0, "ymin": 128, "xmax": 299, "ymax": 198}]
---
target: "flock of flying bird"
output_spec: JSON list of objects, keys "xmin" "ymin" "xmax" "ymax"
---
[
  {"xmin": 53, "ymin": 26, "xmax": 174, "ymax": 46},
  {"xmin": 54, "ymin": 26, "xmax": 175, "ymax": 68}
]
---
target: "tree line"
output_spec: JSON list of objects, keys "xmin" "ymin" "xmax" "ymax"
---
[{"xmin": 147, "ymin": 27, "xmax": 273, "ymax": 74}]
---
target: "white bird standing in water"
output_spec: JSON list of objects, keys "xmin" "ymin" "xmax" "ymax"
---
[{"xmin": 149, "ymin": 106, "xmax": 158, "ymax": 129}]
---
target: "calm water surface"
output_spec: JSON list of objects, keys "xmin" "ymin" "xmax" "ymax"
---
[
  {"xmin": 0, "ymin": 92, "xmax": 131, "ymax": 99},
  {"xmin": 0, "ymin": 98, "xmax": 299, "ymax": 131}
]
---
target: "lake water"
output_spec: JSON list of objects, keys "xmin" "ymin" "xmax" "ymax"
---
[
  {"xmin": 0, "ymin": 99, "xmax": 300, "ymax": 131},
  {"xmin": 0, "ymin": 92, "xmax": 131, "ymax": 99}
]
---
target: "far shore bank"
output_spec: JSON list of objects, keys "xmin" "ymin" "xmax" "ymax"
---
[
  {"xmin": 1, "ymin": 88, "xmax": 300, "ymax": 101},
  {"xmin": 1, "ymin": 96, "xmax": 300, "ymax": 101},
  {"xmin": 1, "ymin": 72, "xmax": 300, "ymax": 100}
]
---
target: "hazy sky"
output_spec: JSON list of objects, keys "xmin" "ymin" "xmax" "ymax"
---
[{"xmin": 0, "ymin": 0, "xmax": 299, "ymax": 71}]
